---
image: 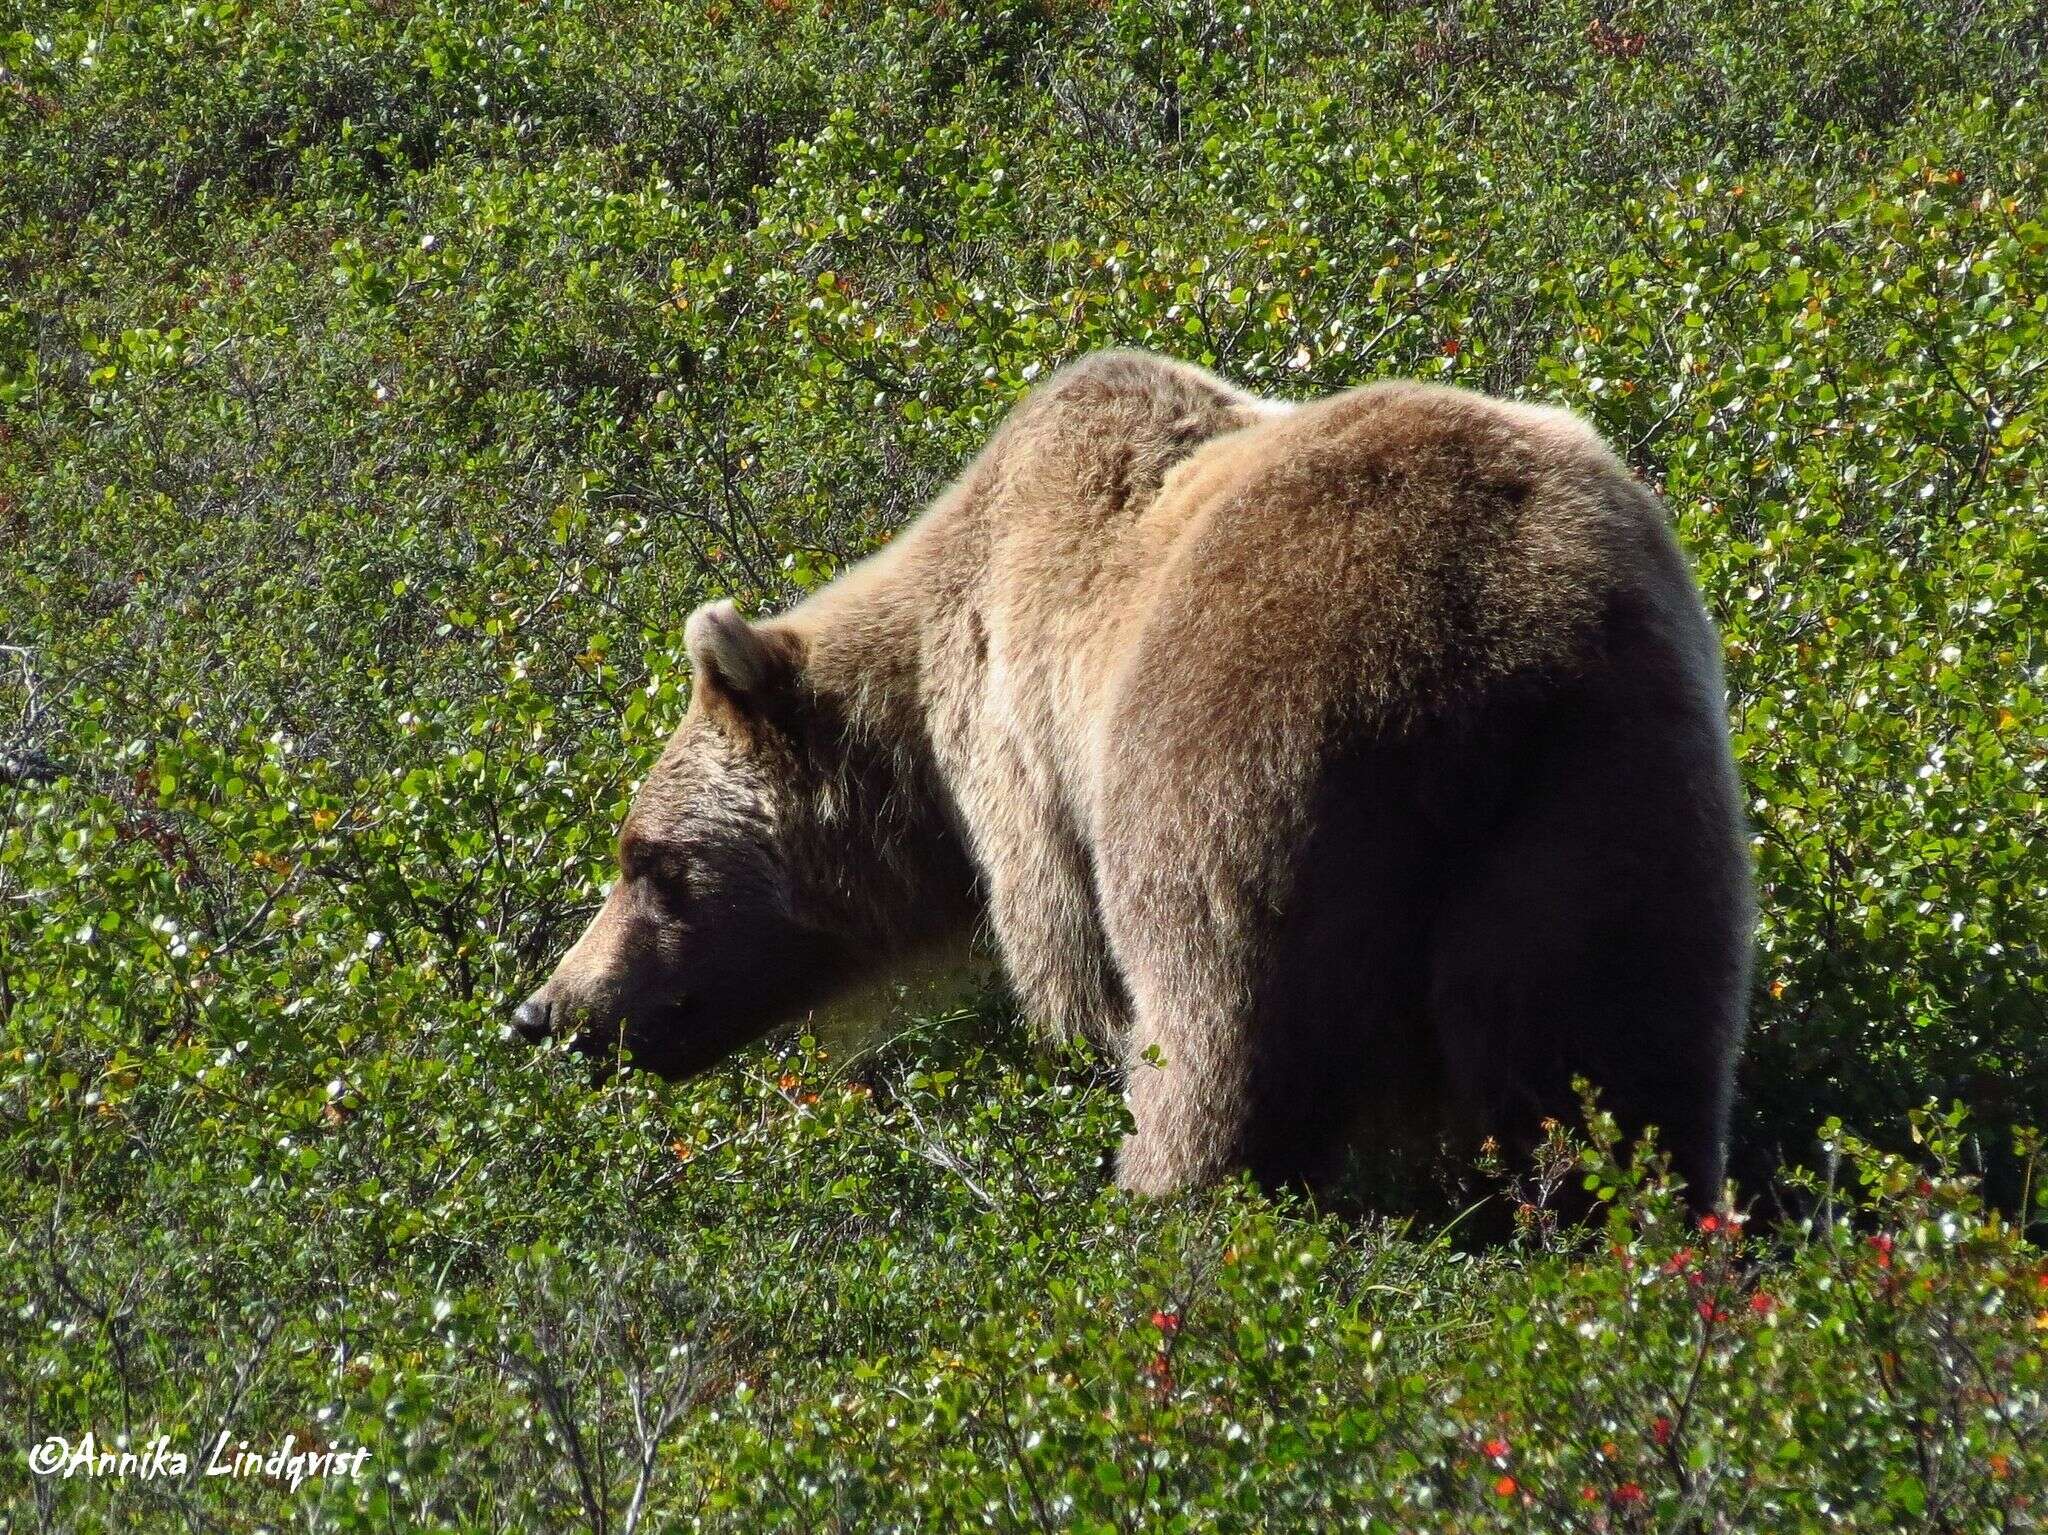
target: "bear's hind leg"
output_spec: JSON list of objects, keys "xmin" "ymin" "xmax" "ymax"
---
[
  {"xmin": 1094, "ymin": 789, "xmax": 1283, "ymax": 1195},
  {"xmin": 1426, "ymin": 681, "xmax": 1750, "ymax": 1209},
  {"xmin": 1097, "ymin": 735, "xmax": 1438, "ymax": 1196}
]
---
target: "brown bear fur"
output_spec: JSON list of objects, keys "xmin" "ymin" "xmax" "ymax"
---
[{"xmin": 515, "ymin": 350, "xmax": 1753, "ymax": 1202}]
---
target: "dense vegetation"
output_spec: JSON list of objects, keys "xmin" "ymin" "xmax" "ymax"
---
[{"xmin": 3, "ymin": 0, "xmax": 2045, "ymax": 1526}]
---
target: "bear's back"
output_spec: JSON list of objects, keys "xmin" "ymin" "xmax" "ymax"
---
[
  {"xmin": 799, "ymin": 353, "xmax": 1716, "ymax": 822},
  {"xmin": 965, "ymin": 362, "xmax": 1706, "ymax": 747}
]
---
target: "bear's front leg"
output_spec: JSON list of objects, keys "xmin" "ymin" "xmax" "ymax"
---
[{"xmin": 969, "ymin": 780, "xmax": 1131, "ymax": 1047}]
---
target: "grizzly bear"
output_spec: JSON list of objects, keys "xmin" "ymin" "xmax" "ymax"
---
[{"xmin": 513, "ymin": 350, "xmax": 1753, "ymax": 1202}]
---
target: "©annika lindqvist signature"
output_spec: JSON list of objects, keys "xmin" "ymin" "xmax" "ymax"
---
[{"xmin": 27, "ymin": 1431, "xmax": 371, "ymax": 1492}]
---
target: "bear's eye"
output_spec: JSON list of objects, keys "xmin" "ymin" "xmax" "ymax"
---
[{"xmin": 619, "ymin": 836, "xmax": 691, "ymax": 896}]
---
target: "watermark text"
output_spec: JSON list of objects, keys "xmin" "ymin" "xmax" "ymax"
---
[{"xmin": 28, "ymin": 1432, "xmax": 370, "ymax": 1493}]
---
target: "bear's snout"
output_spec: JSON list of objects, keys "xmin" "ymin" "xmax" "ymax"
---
[{"xmin": 510, "ymin": 994, "xmax": 556, "ymax": 1042}]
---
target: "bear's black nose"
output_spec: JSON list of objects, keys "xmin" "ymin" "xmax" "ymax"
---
[{"xmin": 511, "ymin": 996, "xmax": 554, "ymax": 1042}]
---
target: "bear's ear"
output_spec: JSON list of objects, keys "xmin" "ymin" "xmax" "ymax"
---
[{"xmin": 685, "ymin": 600, "xmax": 804, "ymax": 718}]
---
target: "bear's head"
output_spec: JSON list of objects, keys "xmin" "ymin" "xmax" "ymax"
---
[{"xmin": 510, "ymin": 598, "xmax": 970, "ymax": 1078}]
